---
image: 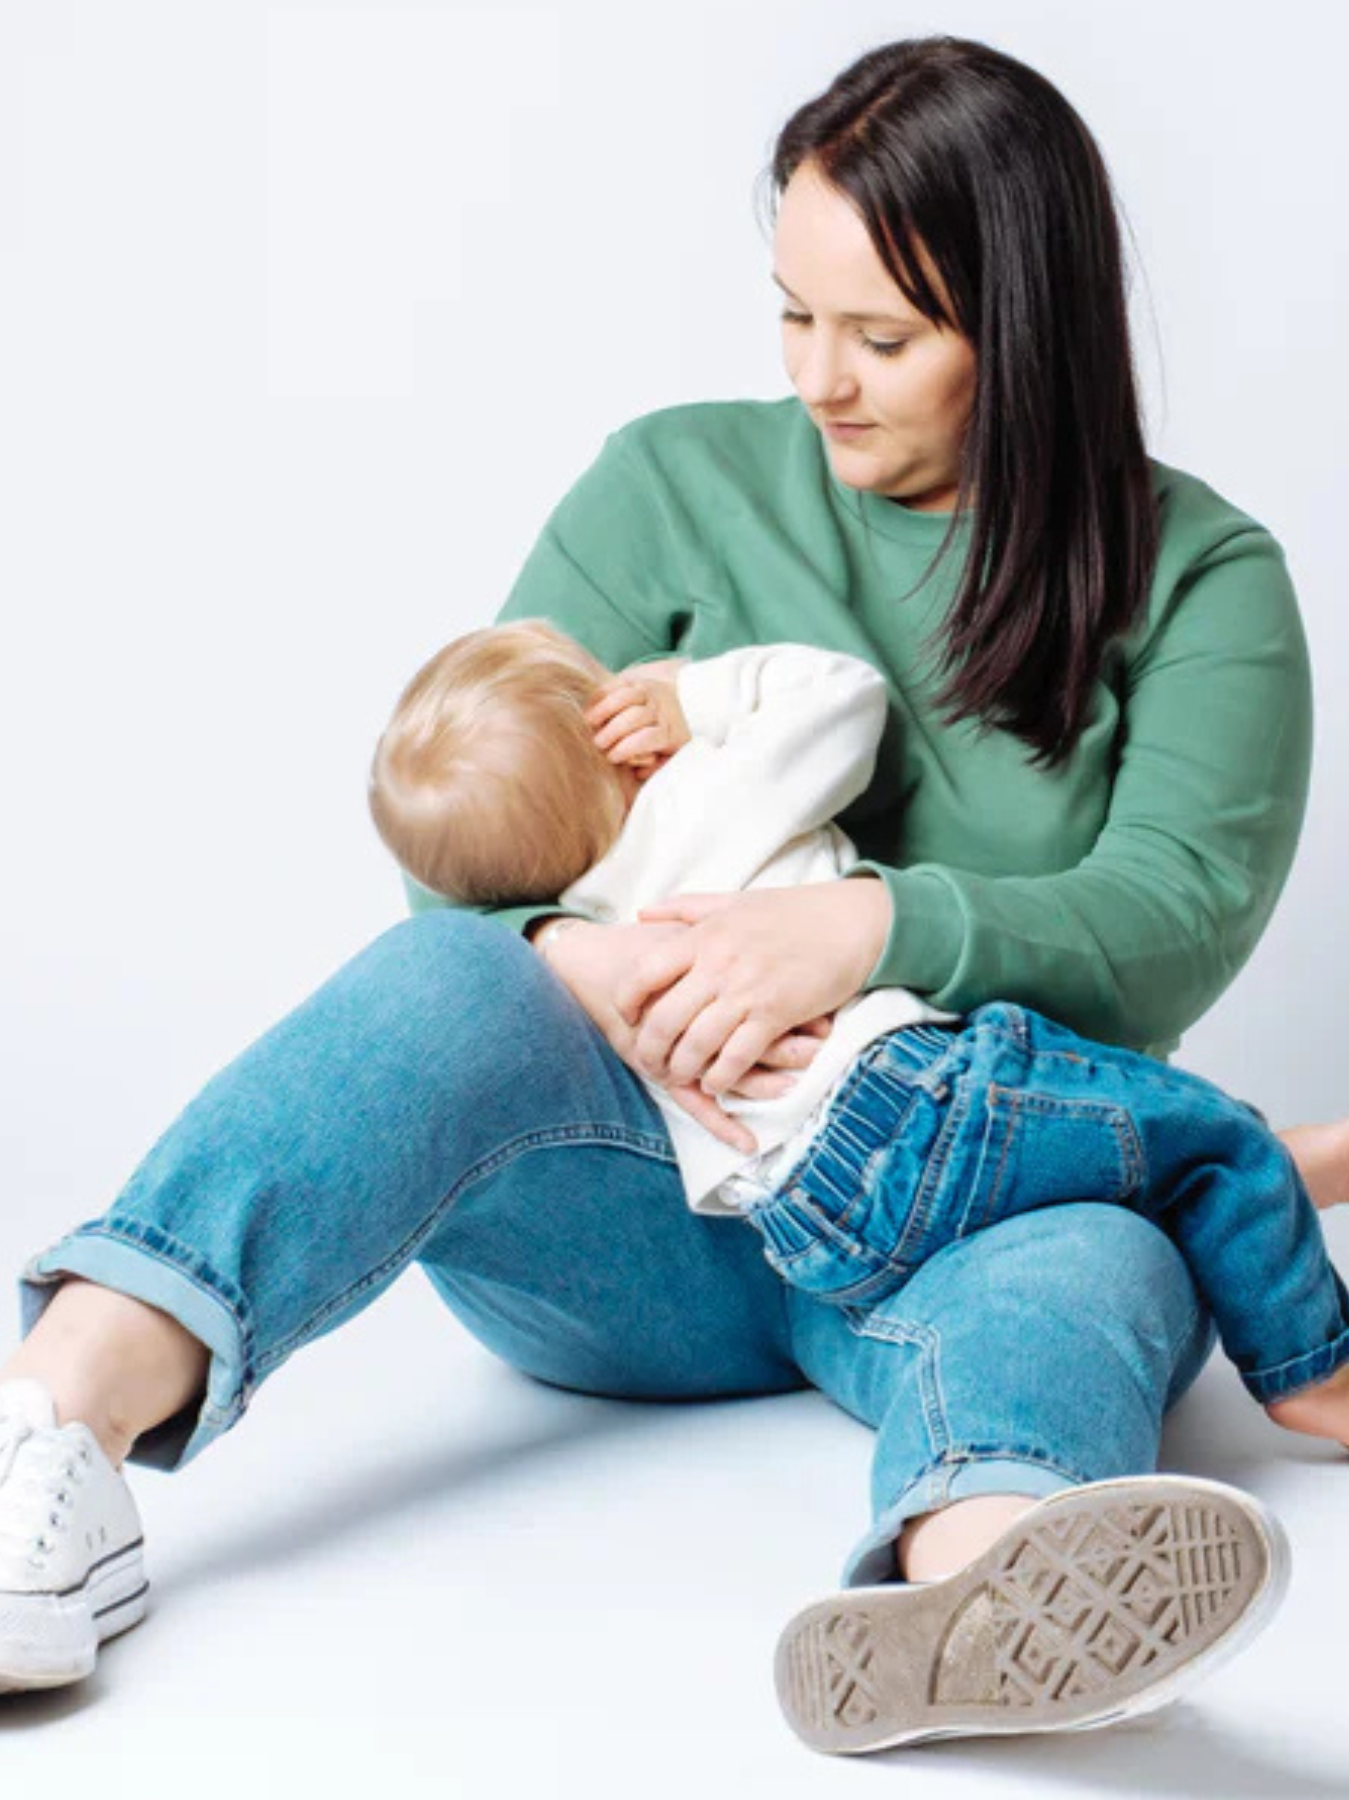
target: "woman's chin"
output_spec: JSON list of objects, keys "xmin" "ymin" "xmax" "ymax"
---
[{"xmin": 825, "ymin": 442, "xmax": 894, "ymax": 487}]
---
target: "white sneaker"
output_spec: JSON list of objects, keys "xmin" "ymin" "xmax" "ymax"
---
[
  {"xmin": 0, "ymin": 1377, "xmax": 148, "ymax": 1693},
  {"xmin": 775, "ymin": 1473, "xmax": 1290, "ymax": 1753}
]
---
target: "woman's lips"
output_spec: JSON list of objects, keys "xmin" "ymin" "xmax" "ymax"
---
[{"xmin": 823, "ymin": 421, "xmax": 874, "ymax": 439}]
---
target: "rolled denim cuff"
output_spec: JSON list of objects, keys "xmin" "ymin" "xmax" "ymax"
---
[
  {"xmin": 841, "ymin": 1454, "xmax": 1085, "ymax": 1588},
  {"xmin": 18, "ymin": 1218, "xmax": 255, "ymax": 1471},
  {"xmin": 1241, "ymin": 1324, "xmax": 1349, "ymax": 1405}
]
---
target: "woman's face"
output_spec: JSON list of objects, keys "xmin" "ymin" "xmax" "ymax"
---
[{"xmin": 773, "ymin": 161, "xmax": 977, "ymax": 513}]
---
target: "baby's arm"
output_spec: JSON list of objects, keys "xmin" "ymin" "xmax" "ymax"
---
[
  {"xmin": 565, "ymin": 644, "xmax": 889, "ymax": 913},
  {"xmin": 586, "ymin": 660, "xmax": 691, "ymax": 782},
  {"xmin": 670, "ymin": 643, "xmax": 889, "ymax": 836}
]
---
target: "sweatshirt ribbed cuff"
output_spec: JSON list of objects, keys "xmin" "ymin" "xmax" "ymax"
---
[
  {"xmin": 845, "ymin": 862, "xmax": 965, "ymax": 996},
  {"xmin": 400, "ymin": 871, "xmax": 582, "ymax": 943}
]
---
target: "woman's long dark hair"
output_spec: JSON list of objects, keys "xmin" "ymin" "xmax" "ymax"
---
[{"xmin": 763, "ymin": 36, "xmax": 1158, "ymax": 768}]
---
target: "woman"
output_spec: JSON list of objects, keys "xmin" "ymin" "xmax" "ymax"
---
[{"xmin": 2, "ymin": 34, "xmax": 1346, "ymax": 1750}]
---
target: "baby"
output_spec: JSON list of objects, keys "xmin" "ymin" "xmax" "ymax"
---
[{"xmin": 368, "ymin": 618, "xmax": 1349, "ymax": 1447}]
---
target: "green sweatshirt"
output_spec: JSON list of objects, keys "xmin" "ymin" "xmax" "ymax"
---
[{"xmin": 404, "ymin": 397, "xmax": 1312, "ymax": 1058}]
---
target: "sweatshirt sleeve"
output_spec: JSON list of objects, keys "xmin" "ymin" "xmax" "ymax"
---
[
  {"xmin": 400, "ymin": 426, "xmax": 693, "ymax": 937},
  {"xmin": 847, "ymin": 528, "xmax": 1313, "ymax": 1054}
]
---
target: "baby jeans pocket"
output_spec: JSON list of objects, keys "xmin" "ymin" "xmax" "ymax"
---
[
  {"xmin": 962, "ymin": 1084, "xmax": 1146, "ymax": 1238},
  {"xmin": 746, "ymin": 1190, "xmax": 900, "ymax": 1305}
]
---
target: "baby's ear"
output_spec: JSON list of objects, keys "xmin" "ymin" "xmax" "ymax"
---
[
  {"xmin": 583, "ymin": 674, "xmax": 626, "ymax": 722},
  {"xmin": 634, "ymin": 751, "xmax": 673, "ymax": 783}
]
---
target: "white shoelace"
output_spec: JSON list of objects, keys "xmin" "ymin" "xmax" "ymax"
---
[{"xmin": 0, "ymin": 1412, "xmax": 92, "ymax": 1568}]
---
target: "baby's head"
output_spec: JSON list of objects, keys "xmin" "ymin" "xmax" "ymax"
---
[{"xmin": 368, "ymin": 618, "xmax": 633, "ymax": 905}]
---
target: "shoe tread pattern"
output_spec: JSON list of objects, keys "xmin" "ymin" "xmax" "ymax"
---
[
  {"xmin": 781, "ymin": 1609, "xmax": 882, "ymax": 1733},
  {"xmin": 776, "ymin": 1485, "xmax": 1266, "ymax": 1752},
  {"xmin": 938, "ymin": 1496, "xmax": 1251, "ymax": 1710}
]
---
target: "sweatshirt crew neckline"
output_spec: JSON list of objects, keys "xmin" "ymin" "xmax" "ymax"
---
[{"xmin": 821, "ymin": 446, "xmax": 975, "ymax": 545}]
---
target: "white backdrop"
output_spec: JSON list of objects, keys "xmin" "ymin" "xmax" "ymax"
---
[
  {"xmin": 2, "ymin": 0, "xmax": 1346, "ymax": 1229},
  {"xmin": 1, "ymin": 5, "xmax": 1347, "ymax": 1789}
]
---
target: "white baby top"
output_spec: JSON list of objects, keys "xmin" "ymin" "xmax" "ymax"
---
[{"xmin": 558, "ymin": 644, "xmax": 957, "ymax": 1215}]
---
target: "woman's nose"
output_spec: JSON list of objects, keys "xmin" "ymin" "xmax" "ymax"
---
[{"xmin": 793, "ymin": 334, "xmax": 858, "ymax": 407}]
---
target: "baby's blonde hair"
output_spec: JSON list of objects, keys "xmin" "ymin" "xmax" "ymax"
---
[{"xmin": 368, "ymin": 618, "xmax": 628, "ymax": 905}]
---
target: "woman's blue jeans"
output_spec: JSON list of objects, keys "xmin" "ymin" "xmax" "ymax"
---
[{"xmin": 16, "ymin": 913, "xmax": 1217, "ymax": 1587}]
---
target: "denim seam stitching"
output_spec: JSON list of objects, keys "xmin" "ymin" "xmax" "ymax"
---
[
  {"xmin": 980, "ymin": 1090, "xmax": 1021, "ymax": 1229},
  {"xmin": 890, "ymin": 1444, "xmax": 1095, "ymax": 1508},
  {"xmin": 842, "ymin": 1307, "xmax": 950, "ymax": 1462},
  {"xmin": 863, "ymin": 1446, "xmax": 1097, "ymax": 1558},
  {"xmin": 258, "ymin": 1122, "xmax": 677, "ymax": 1372},
  {"xmin": 926, "ymin": 1445, "xmax": 1095, "ymax": 1506},
  {"xmin": 764, "ymin": 1196, "xmax": 894, "ymax": 1278},
  {"xmin": 764, "ymin": 1227, "xmax": 885, "ymax": 1271},
  {"xmin": 956, "ymin": 1098, "xmax": 1008, "ymax": 1239},
  {"xmin": 974, "ymin": 1010, "xmax": 1030, "ymax": 1050},
  {"xmin": 1242, "ymin": 1324, "xmax": 1349, "ymax": 1399},
  {"xmin": 890, "ymin": 1076, "xmax": 970, "ymax": 1268},
  {"xmin": 969, "ymin": 1088, "xmax": 1148, "ymax": 1233}
]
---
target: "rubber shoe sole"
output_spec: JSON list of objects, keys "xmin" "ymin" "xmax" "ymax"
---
[
  {"xmin": 0, "ymin": 1542, "xmax": 148, "ymax": 1694},
  {"xmin": 774, "ymin": 1474, "xmax": 1289, "ymax": 1754}
]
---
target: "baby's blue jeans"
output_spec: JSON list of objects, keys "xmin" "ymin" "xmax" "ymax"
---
[
  {"xmin": 741, "ymin": 1004, "xmax": 1349, "ymax": 1407},
  {"xmin": 16, "ymin": 915, "xmax": 1218, "ymax": 1587}
]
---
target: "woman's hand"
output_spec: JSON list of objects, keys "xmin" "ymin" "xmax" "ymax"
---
[
  {"xmin": 620, "ymin": 880, "xmax": 892, "ymax": 1094},
  {"xmin": 535, "ymin": 916, "xmax": 833, "ymax": 1153}
]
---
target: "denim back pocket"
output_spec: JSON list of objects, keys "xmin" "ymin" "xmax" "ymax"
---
[{"xmin": 959, "ymin": 1084, "xmax": 1146, "ymax": 1239}]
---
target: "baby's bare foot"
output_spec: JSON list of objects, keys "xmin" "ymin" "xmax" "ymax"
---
[
  {"xmin": 1279, "ymin": 1118, "xmax": 1349, "ymax": 1210},
  {"xmin": 1266, "ymin": 1361, "xmax": 1349, "ymax": 1448}
]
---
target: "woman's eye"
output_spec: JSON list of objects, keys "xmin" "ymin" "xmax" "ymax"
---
[{"xmin": 778, "ymin": 309, "xmax": 906, "ymax": 358}]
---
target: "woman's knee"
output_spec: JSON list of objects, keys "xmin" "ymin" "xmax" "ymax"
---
[
  {"xmin": 978, "ymin": 1205, "xmax": 1212, "ymax": 1392},
  {"xmin": 354, "ymin": 909, "xmax": 543, "ymax": 1008},
  {"xmin": 988, "ymin": 1204, "xmax": 1197, "ymax": 1310},
  {"xmin": 380, "ymin": 906, "xmax": 531, "ymax": 964},
  {"xmin": 279, "ymin": 910, "xmax": 567, "ymax": 1094}
]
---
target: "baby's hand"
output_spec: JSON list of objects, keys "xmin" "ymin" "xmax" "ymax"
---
[{"xmin": 585, "ymin": 663, "xmax": 691, "ymax": 778}]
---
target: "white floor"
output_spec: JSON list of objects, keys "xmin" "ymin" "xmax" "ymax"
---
[{"xmin": 3, "ymin": 1221, "xmax": 1348, "ymax": 1800}]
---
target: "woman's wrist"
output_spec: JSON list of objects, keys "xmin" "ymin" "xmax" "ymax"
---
[
  {"xmin": 530, "ymin": 915, "xmax": 588, "ymax": 964},
  {"xmin": 841, "ymin": 874, "xmax": 892, "ymax": 993}
]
